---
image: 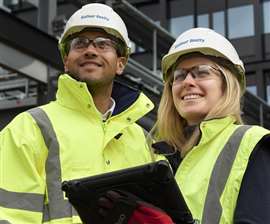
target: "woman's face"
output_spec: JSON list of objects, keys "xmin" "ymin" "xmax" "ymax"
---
[{"xmin": 171, "ymin": 56, "xmax": 224, "ymax": 125}]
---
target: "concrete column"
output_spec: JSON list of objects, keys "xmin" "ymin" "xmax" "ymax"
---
[
  {"xmin": 253, "ymin": 0, "xmax": 263, "ymax": 61},
  {"xmin": 38, "ymin": 0, "xmax": 57, "ymax": 35}
]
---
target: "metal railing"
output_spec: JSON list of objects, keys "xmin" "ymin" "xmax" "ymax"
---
[
  {"xmin": 243, "ymin": 90, "xmax": 270, "ymax": 128},
  {"xmin": 0, "ymin": 64, "xmax": 38, "ymax": 110}
]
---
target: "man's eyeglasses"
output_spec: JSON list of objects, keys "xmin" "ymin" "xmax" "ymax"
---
[
  {"xmin": 171, "ymin": 64, "xmax": 222, "ymax": 85},
  {"xmin": 68, "ymin": 36, "xmax": 121, "ymax": 55}
]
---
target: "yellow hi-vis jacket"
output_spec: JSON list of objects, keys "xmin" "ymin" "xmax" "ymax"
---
[
  {"xmin": 0, "ymin": 74, "xmax": 156, "ymax": 223},
  {"xmin": 175, "ymin": 116, "xmax": 270, "ymax": 224}
]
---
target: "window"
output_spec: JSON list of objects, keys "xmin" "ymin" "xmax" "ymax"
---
[
  {"xmin": 266, "ymin": 71, "xmax": 270, "ymax": 104},
  {"xmin": 267, "ymin": 86, "xmax": 270, "ymax": 104},
  {"xmin": 247, "ymin": 86, "xmax": 257, "ymax": 95},
  {"xmin": 198, "ymin": 14, "xmax": 209, "ymax": 28},
  {"xmin": 228, "ymin": 5, "xmax": 254, "ymax": 39},
  {"xmin": 213, "ymin": 11, "xmax": 225, "ymax": 36},
  {"xmin": 169, "ymin": 15, "xmax": 194, "ymax": 38},
  {"xmin": 3, "ymin": 0, "xmax": 18, "ymax": 6},
  {"xmin": 129, "ymin": 41, "xmax": 145, "ymax": 54},
  {"xmin": 3, "ymin": 0, "xmax": 37, "ymax": 8},
  {"xmin": 263, "ymin": 1, "xmax": 270, "ymax": 34},
  {"xmin": 246, "ymin": 72, "xmax": 257, "ymax": 96}
]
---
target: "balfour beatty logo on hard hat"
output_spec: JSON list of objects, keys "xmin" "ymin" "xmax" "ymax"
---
[
  {"xmin": 174, "ymin": 38, "xmax": 205, "ymax": 49},
  {"xmin": 81, "ymin": 15, "xmax": 110, "ymax": 21}
]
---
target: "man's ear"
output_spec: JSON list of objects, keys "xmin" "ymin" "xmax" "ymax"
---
[
  {"xmin": 63, "ymin": 56, "xmax": 68, "ymax": 72},
  {"xmin": 116, "ymin": 57, "xmax": 127, "ymax": 75}
]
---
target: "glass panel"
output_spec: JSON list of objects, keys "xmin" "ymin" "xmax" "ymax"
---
[
  {"xmin": 25, "ymin": 0, "xmax": 38, "ymax": 6},
  {"xmin": 228, "ymin": 5, "xmax": 254, "ymax": 39},
  {"xmin": 3, "ymin": 0, "xmax": 37, "ymax": 11},
  {"xmin": 263, "ymin": 1, "xmax": 270, "ymax": 34},
  {"xmin": 169, "ymin": 15, "xmax": 194, "ymax": 38},
  {"xmin": 267, "ymin": 86, "xmax": 270, "ymax": 104},
  {"xmin": 129, "ymin": 41, "xmax": 145, "ymax": 54},
  {"xmin": 247, "ymin": 86, "xmax": 257, "ymax": 95},
  {"xmin": 0, "ymin": 0, "xmax": 10, "ymax": 11},
  {"xmin": 213, "ymin": 11, "xmax": 225, "ymax": 36},
  {"xmin": 266, "ymin": 71, "xmax": 270, "ymax": 104},
  {"xmin": 246, "ymin": 72, "xmax": 257, "ymax": 96},
  {"xmin": 198, "ymin": 14, "xmax": 209, "ymax": 28},
  {"xmin": 3, "ymin": 0, "xmax": 18, "ymax": 5},
  {"xmin": 3, "ymin": 0, "xmax": 23, "ymax": 7}
]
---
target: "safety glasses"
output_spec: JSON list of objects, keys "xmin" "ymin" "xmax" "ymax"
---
[
  {"xmin": 68, "ymin": 36, "xmax": 121, "ymax": 55},
  {"xmin": 171, "ymin": 64, "xmax": 222, "ymax": 85}
]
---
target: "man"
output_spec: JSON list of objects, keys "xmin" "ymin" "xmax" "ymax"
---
[{"xmin": 0, "ymin": 3, "xmax": 155, "ymax": 223}]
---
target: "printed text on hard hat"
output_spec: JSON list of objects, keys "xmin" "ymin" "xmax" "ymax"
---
[
  {"xmin": 81, "ymin": 15, "xmax": 110, "ymax": 22},
  {"xmin": 174, "ymin": 39, "xmax": 205, "ymax": 49}
]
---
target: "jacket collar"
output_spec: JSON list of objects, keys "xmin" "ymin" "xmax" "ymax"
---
[
  {"xmin": 55, "ymin": 74, "xmax": 154, "ymax": 121},
  {"xmin": 199, "ymin": 116, "xmax": 237, "ymax": 145}
]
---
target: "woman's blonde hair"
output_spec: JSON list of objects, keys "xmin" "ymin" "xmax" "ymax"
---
[{"xmin": 152, "ymin": 53, "xmax": 243, "ymax": 156}]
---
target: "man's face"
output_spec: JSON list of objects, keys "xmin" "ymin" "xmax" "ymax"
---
[{"xmin": 63, "ymin": 30, "xmax": 126, "ymax": 88}]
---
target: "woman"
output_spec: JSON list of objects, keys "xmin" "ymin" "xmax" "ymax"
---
[
  {"xmin": 97, "ymin": 28, "xmax": 270, "ymax": 224},
  {"xmin": 152, "ymin": 27, "xmax": 270, "ymax": 223}
]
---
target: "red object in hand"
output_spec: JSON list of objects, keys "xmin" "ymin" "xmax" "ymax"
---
[{"xmin": 128, "ymin": 204, "xmax": 174, "ymax": 224}]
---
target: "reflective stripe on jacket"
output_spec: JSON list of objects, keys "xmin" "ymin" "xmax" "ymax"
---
[
  {"xmin": 0, "ymin": 74, "xmax": 156, "ymax": 223},
  {"xmin": 175, "ymin": 116, "xmax": 270, "ymax": 224}
]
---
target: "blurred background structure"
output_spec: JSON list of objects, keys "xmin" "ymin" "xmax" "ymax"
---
[{"xmin": 0, "ymin": 0, "xmax": 270, "ymax": 130}]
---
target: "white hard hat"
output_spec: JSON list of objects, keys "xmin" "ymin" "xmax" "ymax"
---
[
  {"xmin": 162, "ymin": 27, "xmax": 245, "ymax": 91},
  {"xmin": 58, "ymin": 3, "xmax": 130, "ymax": 59}
]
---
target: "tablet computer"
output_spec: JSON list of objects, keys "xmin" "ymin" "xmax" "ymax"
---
[{"xmin": 62, "ymin": 160, "xmax": 194, "ymax": 224}]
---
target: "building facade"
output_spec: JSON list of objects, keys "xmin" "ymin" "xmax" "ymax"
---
[{"xmin": 0, "ymin": 0, "xmax": 270, "ymax": 129}]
